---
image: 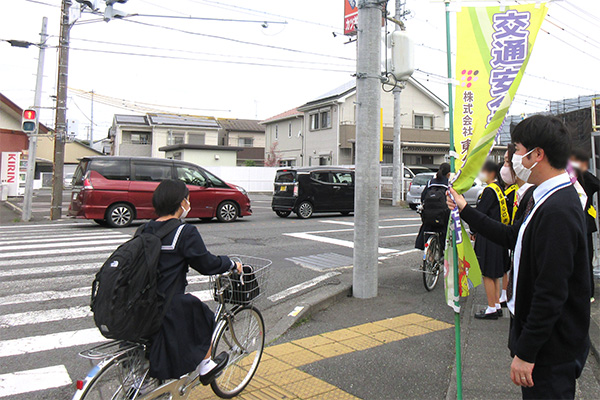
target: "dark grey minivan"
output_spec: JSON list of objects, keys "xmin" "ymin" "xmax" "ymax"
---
[{"xmin": 271, "ymin": 167, "xmax": 354, "ymax": 219}]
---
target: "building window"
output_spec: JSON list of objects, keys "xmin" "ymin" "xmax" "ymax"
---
[
  {"xmin": 275, "ymin": 125, "xmax": 278, "ymax": 139},
  {"xmin": 168, "ymin": 133, "xmax": 185, "ymax": 145},
  {"xmin": 187, "ymin": 133, "xmax": 205, "ymax": 145},
  {"xmin": 414, "ymin": 115, "xmax": 434, "ymax": 129},
  {"xmin": 309, "ymin": 108, "xmax": 332, "ymax": 131},
  {"xmin": 172, "ymin": 151, "xmax": 182, "ymax": 160},
  {"xmin": 238, "ymin": 137, "xmax": 253, "ymax": 147},
  {"xmin": 279, "ymin": 160, "xmax": 295, "ymax": 167},
  {"xmin": 288, "ymin": 123, "xmax": 292, "ymax": 138},
  {"xmin": 129, "ymin": 132, "xmax": 150, "ymax": 144}
]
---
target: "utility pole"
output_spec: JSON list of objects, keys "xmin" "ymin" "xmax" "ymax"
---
[
  {"xmin": 392, "ymin": 0, "xmax": 405, "ymax": 206},
  {"xmin": 22, "ymin": 17, "xmax": 48, "ymax": 222},
  {"xmin": 51, "ymin": 0, "xmax": 71, "ymax": 220},
  {"xmin": 353, "ymin": 0, "xmax": 384, "ymax": 299},
  {"xmin": 90, "ymin": 90, "xmax": 94, "ymax": 146}
]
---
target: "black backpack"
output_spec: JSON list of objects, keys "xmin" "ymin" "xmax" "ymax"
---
[
  {"xmin": 421, "ymin": 183, "xmax": 450, "ymax": 228},
  {"xmin": 91, "ymin": 219, "xmax": 183, "ymax": 342}
]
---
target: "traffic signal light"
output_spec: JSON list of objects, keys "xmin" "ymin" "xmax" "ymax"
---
[{"xmin": 22, "ymin": 109, "xmax": 37, "ymax": 133}]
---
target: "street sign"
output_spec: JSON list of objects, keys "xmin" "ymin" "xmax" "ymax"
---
[
  {"xmin": 344, "ymin": 0, "xmax": 358, "ymax": 35},
  {"xmin": 1, "ymin": 152, "xmax": 21, "ymax": 197}
]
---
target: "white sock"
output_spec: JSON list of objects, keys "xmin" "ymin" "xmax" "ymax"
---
[
  {"xmin": 500, "ymin": 290, "xmax": 507, "ymax": 303},
  {"xmin": 486, "ymin": 306, "xmax": 497, "ymax": 314},
  {"xmin": 495, "ymin": 303, "xmax": 501, "ymax": 310},
  {"xmin": 199, "ymin": 359, "xmax": 217, "ymax": 375}
]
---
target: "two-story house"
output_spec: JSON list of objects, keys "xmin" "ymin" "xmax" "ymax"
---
[
  {"xmin": 263, "ymin": 78, "xmax": 450, "ymax": 169},
  {"xmin": 217, "ymin": 119, "xmax": 266, "ymax": 166}
]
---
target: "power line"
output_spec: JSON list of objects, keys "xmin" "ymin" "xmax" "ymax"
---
[
  {"xmin": 69, "ymin": 47, "xmax": 354, "ymax": 73},
  {"xmin": 128, "ymin": 14, "xmax": 287, "ymax": 24},
  {"xmin": 120, "ymin": 19, "xmax": 355, "ymax": 61},
  {"xmin": 539, "ymin": 27, "xmax": 600, "ymax": 63},
  {"xmin": 563, "ymin": 1, "xmax": 600, "ymax": 26},
  {"xmin": 21, "ymin": 0, "xmax": 59, "ymax": 7},
  {"xmin": 69, "ymin": 37, "xmax": 354, "ymax": 67}
]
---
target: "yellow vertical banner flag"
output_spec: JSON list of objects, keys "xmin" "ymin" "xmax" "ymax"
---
[{"xmin": 444, "ymin": 2, "xmax": 548, "ymax": 311}]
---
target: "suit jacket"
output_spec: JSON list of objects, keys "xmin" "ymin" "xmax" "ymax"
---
[{"xmin": 460, "ymin": 184, "xmax": 591, "ymax": 366}]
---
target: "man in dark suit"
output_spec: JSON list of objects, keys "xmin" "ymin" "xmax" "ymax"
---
[{"xmin": 447, "ymin": 115, "xmax": 591, "ymax": 399}]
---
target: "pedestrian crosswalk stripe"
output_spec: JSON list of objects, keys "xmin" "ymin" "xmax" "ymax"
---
[
  {"xmin": 1, "ymin": 253, "xmax": 113, "ymax": 267},
  {"xmin": 0, "ymin": 263, "xmax": 100, "ymax": 278},
  {"xmin": 0, "ymin": 238, "xmax": 127, "ymax": 251},
  {"xmin": 0, "ymin": 233, "xmax": 130, "ymax": 246},
  {"xmin": 0, "ymin": 245, "xmax": 119, "ymax": 259},
  {"xmin": 0, "ymin": 365, "xmax": 72, "ymax": 397},
  {"xmin": 0, "ymin": 328, "xmax": 107, "ymax": 358},
  {"xmin": 0, "ymin": 305, "xmax": 91, "ymax": 328},
  {"xmin": 0, "ymin": 222, "xmax": 95, "ymax": 230}
]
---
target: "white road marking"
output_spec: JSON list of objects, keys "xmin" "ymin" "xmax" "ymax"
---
[
  {"xmin": 0, "ymin": 238, "xmax": 127, "ymax": 251},
  {"xmin": 0, "ymin": 276, "xmax": 210, "ymax": 306},
  {"xmin": 379, "ymin": 249, "xmax": 421, "ymax": 259},
  {"xmin": 283, "ymin": 232, "xmax": 398, "ymax": 254},
  {"xmin": 0, "ymin": 263, "xmax": 100, "ymax": 277},
  {"xmin": 380, "ymin": 217, "xmax": 422, "ymax": 221},
  {"xmin": 0, "ymin": 328, "xmax": 108, "ymax": 358},
  {"xmin": 0, "ymin": 253, "xmax": 113, "ymax": 267},
  {"xmin": 189, "ymin": 290, "xmax": 212, "ymax": 302},
  {"xmin": 380, "ymin": 232, "xmax": 419, "ymax": 239},
  {"xmin": 268, "ymin": 272, "xmax": 342, "ymax": 302},
  {"xmin": 0, "ymin": 365, "xmax": 72, "ymax": 397},
  {"xmin": 319, "ymin": 220, "xmax": 355, "ymax": 226},
  {"xmin": 0, "ymin": 222, "xmax": 95, "ymax": 230},
  {"xmin": 0, "ymin": 245, "xmax": 119, "ymax": 259},
  {"xmin": 0, "ymin": 306, "xmax": 92, "ymax": 328},
  {"xmin": 288, "ymin": 306, "xmax": 305, "ymax": 317},
  {"xmin": 0, "ymin": 233, "xmax": 130, "ymax": 245}
]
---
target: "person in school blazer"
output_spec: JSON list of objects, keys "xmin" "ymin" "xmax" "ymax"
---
[{"xmin": 447, "ymin": 115, "xmax": 590, "ymax": 400}]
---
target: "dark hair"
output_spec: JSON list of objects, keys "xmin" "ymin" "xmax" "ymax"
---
[
  {"xmin": 506, "ymin": 143, "xmax": 516, "ymax": 168},
  {"xmin": 482, "ymin": 159, "xmax": 499, "ymax": 180},
  {"xmin": 511, "ymin": 115, "xmax": 571, "ymax": 169},
  {"xmin": 571, "ymin": 146, "xmax": 591, "ymax": 163},
  {"xmin": 436, "ymin": 162, "xmax": 451, "ymax": 179},
  {"xmin": 152, "ymin": 179, "xmax": 190, "ymax": 217}
]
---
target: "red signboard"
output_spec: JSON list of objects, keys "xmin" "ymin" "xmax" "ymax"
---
[{"xmin": 344, "ymin": 0, "xmax": 358, "ymax": 35}]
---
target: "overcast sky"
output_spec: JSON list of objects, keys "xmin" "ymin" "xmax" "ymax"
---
[{"xmin": 1, "ymin": 0, "xmax": 599, "ymax": 141}]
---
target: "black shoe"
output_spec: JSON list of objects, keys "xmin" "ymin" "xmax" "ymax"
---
[
  {"xmin": 199, "ymin": 352, "xmax": 229, "ymax": 386},
  {"xmin": 500, "ymin": 301, "xmax": 507, "ymax": 308},
  {"xmin": 474, "ymin": 309, "xmax": 498, "ymax": 320},
  {"xmin": 497, "ymin": 308, "xmax": 503, "ymax": 317}
]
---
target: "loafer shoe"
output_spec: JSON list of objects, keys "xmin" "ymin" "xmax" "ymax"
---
[
  {"xmin": 474, "ymin": 309, "xmax": 498, "ymax": 320},
  {"xmin": 500, "ymin": 301, "xmax": 507, "ymax": 308},
  {"xmin": 199, "ymin": 352, "xmax": 229, "ymax": 386}
]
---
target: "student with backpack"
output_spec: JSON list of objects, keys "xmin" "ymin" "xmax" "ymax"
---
[
  {"xmin": 415, "ymin": 163, "xmax": 451, "ymax": 251},
  {"xmin": 472, "ymin": 160, "xmax": 510, "ymax": 320},
  {"xmin": 92, "ymin": 179, "xmax": 242, "ymax": 384}
]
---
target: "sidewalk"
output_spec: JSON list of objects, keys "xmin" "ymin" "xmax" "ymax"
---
[{"xmin": 185, "ymin": 255, "xmax": 599, "ymax": 399}]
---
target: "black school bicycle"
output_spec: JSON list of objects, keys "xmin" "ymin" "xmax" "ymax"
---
[
  {"xmin": 422, "ymin": 232, "xmax": 444, "ymax": 291},
  {"xmin": 72, "ymin": 256, "xmax": 271, "ymax": 400}
]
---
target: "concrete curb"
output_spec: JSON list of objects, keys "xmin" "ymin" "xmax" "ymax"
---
[
  {"xmin": 2, "ymin": 200, "xmax": 22, "ymax": 214},
  {"xmin": 265, "ymin": 279, "xmax": 353, "ymax": 345}
]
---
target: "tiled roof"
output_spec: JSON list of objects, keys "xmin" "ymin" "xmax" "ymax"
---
[
  {"xmin": 261, "ymin": 107, "xmax": 302, "ymax": 124},
  {"xmin": 218, "ymin": 118, "xmax": 265, "ymax": 132},
  {"xmin": 147, "ymin": 113, "xmax": 219, "ymax": 128}
]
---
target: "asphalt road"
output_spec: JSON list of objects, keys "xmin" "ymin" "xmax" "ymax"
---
[{"xmin": 0, "ymin": 193, "xmax": 425, "ymax": 399}]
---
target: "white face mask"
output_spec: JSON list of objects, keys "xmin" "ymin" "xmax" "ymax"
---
[
  {"xmin": 180, "ymin": 199, "xmax": 191, "ymax": 219},
  {"xmin": 477, "ymin": 172, "xmax": 489, "ymax": 183},
  {"xmin": 512, "ymin": 148, "xmax": 538, "ymax": 183},
  {"xmin": 571, "ymin": 161, "xmax": 581, "ymax": 170},
  {"xmin": 500, "ymin": 165, "xmax": 516, "ymax": 185}
]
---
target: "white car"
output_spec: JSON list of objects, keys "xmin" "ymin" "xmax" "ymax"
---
[
  {"xmin": 64, "ymin": 172, "xmax": 74, "ymax": 189},
  {"xmin": 406, "ymin": 172, "xmax": 486, "ymax": 210}
]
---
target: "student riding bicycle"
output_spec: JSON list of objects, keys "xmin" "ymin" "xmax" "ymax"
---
[
  {"xmin": 415, "ymin": 162, "xmax": 451, "ymax": 250},
  {"xmin": 141, "ymin": 179, "xmax": 243, "ymax": 384}
]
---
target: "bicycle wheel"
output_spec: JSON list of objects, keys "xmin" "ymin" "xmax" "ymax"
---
[
  {"xmin": 210, "ymin": 306, "xmax": 265, "ymax": 399},
  {"xmin": 423, "ymin": 235, "xmax": 441, "ymax": 291},
  {"xmin": 76, "ymin": 347, "xmax": 151, "ymax": 400}
]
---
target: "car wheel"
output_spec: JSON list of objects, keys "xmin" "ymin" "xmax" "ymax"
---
[
  {"xmin": 275, "ymin": 210, "xmax": 291, "ymax": 218},
  {"xmin": 296, "ymin": 201, "xmax": 313, "ymax": 219},
  {"xmin": 340, "ymin": 211, "xmax": 351, "ymax": 216},
  {"xmin": 217, "ymin": 201, "xmax": 239, "ymax": 222},
  {"xmin": 106, "ymin": 203, "xmax": 134, "ymax": 228},
  {"xmin": 93, "ymin": 219, "xmax": 107, "ymax": 226},
  {"xmin": 409, "ymin": 204, "xmax": 418, "ymax": 210}
]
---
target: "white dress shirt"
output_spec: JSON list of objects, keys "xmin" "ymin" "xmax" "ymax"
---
[{"xmin": 507, "ymin": 172, "xmax": 571, "ymax": 315}]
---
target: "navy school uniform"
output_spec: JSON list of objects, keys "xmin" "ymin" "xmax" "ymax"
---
[{"xmin": 140, "ymin": 220, "xmax": 232, "ymax": 380}]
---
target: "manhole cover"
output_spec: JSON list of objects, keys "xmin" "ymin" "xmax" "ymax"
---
[{"xmin": 286, "ymin": 253, "xmax": 353, "ymax": 271}]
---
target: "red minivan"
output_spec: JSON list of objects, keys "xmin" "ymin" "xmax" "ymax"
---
[{"xmin": 68, "ymin": 157, "xmax": 252, "ymax": 227}]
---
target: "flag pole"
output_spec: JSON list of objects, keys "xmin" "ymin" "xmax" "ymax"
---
[{"xmin": 445, "ymin": 1, "xmax": 463, "ymax": 399}]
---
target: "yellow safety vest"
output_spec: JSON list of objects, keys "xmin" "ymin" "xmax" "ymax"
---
[
  {"xmin": 505, "ymin": 184, "xmax": 519, "ymax": 224},
  {"xmin": 488, "ymin": 182, "xmax": 510, "ymax": 225},
  {"xmin": 588, "ymin": 205, "xmax": 597, "ymax": 219}
]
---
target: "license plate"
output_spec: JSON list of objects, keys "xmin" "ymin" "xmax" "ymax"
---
[{"xmin": 280, "ymin": 186, "xmax": 287, "ymax": 192}]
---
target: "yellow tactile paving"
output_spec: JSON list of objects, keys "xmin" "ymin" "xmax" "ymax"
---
[{"xmin": 189, "ymin": 313, "xmax": 451, "ymax": 400}]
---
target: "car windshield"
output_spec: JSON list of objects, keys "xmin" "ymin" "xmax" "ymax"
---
[
  {"xmin": 72, "ymin": 160, "xmax": 89, "ymax": 186},
  {"xmin": 410, "ymin": 167, "xmax": 432, "ymax": 175},
  {"xmin": 412, "ymin": 174, "xmax": 435, "ymax": 186}
]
